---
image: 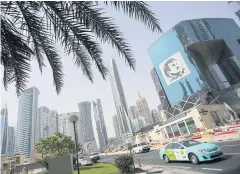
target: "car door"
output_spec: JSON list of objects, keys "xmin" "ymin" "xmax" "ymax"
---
[
  {"xmin": 172, "ymin": 143, "xmax": 188, "ymax": 161},
  {"xmin": 164, "ymin": 143, "xmax": 176, "ymax": 160}
]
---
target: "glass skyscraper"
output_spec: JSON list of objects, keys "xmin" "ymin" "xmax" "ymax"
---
[
  {"xmin": 108, "ymin": 59, "xmax": 133, "ymax": 142},
  {"xmin": 93, "ymin": 99, "xmax": 108, "ymax": 150},
  {"xmin": 149, "ymin": 18, "xmax": 240, "ymax": 119},
  {"xmin": 1, "ymin": 104, "xmax": 8, "ymax": 155},
  {"xmin": 7, "ymin": 126, "xmax": 15, "ymax": 155},
  {"xmin": 78, "ymin": 101, "xmax": 97, "ymax": 153},
  {"xmin": 15, "ymin": 87, "xmax": 40, "ymax": 157}
]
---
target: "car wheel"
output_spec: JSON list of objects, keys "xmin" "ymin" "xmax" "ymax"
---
[
  {"xmin": 163, "ymin": 154, "xmax": 170, "ymax": 163},
  {"xmin": 189, "ymin": 153, "xmax": 199, "ymax": 164},
  {"xmin": 139, "ymin": 150, "xmax": 141, "ymax": 154}
]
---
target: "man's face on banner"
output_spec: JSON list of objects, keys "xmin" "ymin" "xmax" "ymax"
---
[{"xmin": 167, "ymin": 58, "xmax": 181, "ymax": 75}]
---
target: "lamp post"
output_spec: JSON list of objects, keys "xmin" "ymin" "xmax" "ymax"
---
[{"xmin": 69, "ymin": 115, "xmax": 80, "ymax": 174}]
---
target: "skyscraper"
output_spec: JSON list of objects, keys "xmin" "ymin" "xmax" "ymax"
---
[
  {"xmin": 93, "ymin": 99, "xmax": 108, "ymax": 150},
  {"xmin": 7, "ymin": 126, "xmax": 15, "ymax": 155},
  {"xmin": 108, "ymin": 59, "xmax": 133, "ymax": 141},
  {"xmin": 150, "ymin": 68, "xmax": 172, "ymax": 119},
  {"xmin": 151, "ymin": 109, "xmax": 160, "ymax": 124},
  {"xmin": 38, "ymin": 106, "xmax": 50, "ymax": 139},
  {"xmin": 148, "ymin": 18, "xmax": 240, "ymax": 117},
  {"xmin": 1, "ymin": 104, "xmax": 8, "ymax": 155},
  {"xmin": 49, "ymin": 110, "xmax": 58, "ymax": 134},
  {"xmin": 136, "ymin": 92, "xmax": 153, "ymax": 125},
  {"xmin": 78, "ymin": 102, "xmax": 97, "ymax": 153},
  {"xmin": 128, "ymin": 106, "xmax": 139, "ymax": 120},
  {"xmin": 112, "ymin": 115, "xmax": 120, "ymax": 138},
  {"xmin": 58, "ymin": 112, "xmax": 83, "ymax": 144},
  {"xmin": 15, "ymin": 87, "xmax": 40, "ymax": 157}
]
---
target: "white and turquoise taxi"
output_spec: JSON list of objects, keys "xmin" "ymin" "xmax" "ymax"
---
[{"xmin": 159, "ymin": 140, "xmax": 224, "ymax": 164}]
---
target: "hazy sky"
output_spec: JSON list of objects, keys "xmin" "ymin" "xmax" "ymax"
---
[{"xmin": 1, "ymin": 1, "xmax": 239, "ymax": 140}]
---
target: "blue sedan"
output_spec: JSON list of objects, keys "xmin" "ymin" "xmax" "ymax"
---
[{"xmin": 159, "ymin": 140, "xmax": 224, "ymax": 164}]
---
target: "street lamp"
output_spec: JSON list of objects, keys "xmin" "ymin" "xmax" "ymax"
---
[{"xmin": 69, "ymin": 115, "xmax": 80, "ymax": 174}]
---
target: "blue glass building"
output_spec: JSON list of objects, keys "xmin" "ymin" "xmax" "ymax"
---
[{"xmin": 149, "ymin": 18, "xmax": 240, "ymax": 118}]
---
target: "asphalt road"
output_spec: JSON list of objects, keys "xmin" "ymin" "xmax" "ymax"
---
[{"xmin": 100, "ymin": 140, "xmax": 240, "ymax": 174}]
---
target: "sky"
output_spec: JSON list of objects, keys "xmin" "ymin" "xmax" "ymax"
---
[{"xmin": 1, "ymin": 1, "xmax": 240, "ymax": 141}]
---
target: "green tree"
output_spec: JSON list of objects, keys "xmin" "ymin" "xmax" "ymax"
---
[
  {"xmin": 1, "ymin": 1, "xmax": 162, "ymax": 95},
  {"xmin": 35, "ymin": 133, "xmax": 81, "ymax": 158}
]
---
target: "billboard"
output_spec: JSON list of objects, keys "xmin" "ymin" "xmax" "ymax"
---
[
  {"xmin": 159, "ymin": 51, "xmax": 191, "ymax": 85},
  {"xmin": 148, "ymin": 29, "xmax": 205, "ymax": 106}
]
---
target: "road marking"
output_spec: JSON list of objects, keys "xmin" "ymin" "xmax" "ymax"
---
[
  {"xmin": 224, "ymin": 153, "xmax": 240, "ymax": 155},
  {"xmin": 201, "ymin": 168, "xmax": 223, "ymax": 171},
  {"xmin": 148, "ymin": 164, "xmax": 192, "ymax": 169},
  {"xmin": 220, "ymin": 144, "xmax": 240, "ymax": 147},
  {"xmin": 139, "ymin": 155, "xmax": 159, "ymax": 159}
]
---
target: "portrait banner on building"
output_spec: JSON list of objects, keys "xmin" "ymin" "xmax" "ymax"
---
[{"xmin": 159, "ymin": 51, "xmax": 191, "ymax": 85}]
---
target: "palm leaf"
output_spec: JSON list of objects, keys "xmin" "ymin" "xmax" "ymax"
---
[
  {"xmin": 105, "ymin": 1, "xmax": 162, "ymax": 33},
  {"xmin": 17, "ymin": 1, "xmax": 63, "ymax": 94},
  {"xmin": 73, "ymin": 1, "xmax": 135, "ymax": 70},
  {"xmin": 1, "ymin": 18, "xmax": 33, "ymax": 95}
]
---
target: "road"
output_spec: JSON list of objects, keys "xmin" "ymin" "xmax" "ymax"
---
[{"xmin": 100, "ymin": 140, "xmax": 240, "ymax": 174}]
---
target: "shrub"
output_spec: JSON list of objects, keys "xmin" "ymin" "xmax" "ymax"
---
[
  {"xmin": 114, "ymin": 154, "xmax": 134, "ymax": 174},
  {"xmin": 36, "ymin": 158, "xmax": 49, "ymax": 169}
]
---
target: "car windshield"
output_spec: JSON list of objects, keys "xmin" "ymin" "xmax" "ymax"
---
[
  {"xmin": 180, "ymin": 140, "xmax": 201, "ymax": 147},
  {"xmin": 140, "ymin": 142, "xmax": 148, "ymax": 146}
]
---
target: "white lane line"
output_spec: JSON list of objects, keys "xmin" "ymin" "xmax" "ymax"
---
[
  {"xmin": 201, "ymin": 168, "xmax": 223, "ymax": 171},
  {"xmin": 220, "ymin": 144, "xmax": 240, "ymax": 147},
  {"xmin": 224, "ymin": 153, "xmax": 240, "ymax": 155},
  {"xmin": 149, "ymin": 164, "xmax": 192, "ymax": 169}
]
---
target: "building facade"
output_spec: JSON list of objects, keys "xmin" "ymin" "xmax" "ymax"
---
[
  {"xmin": 150, "ymin": 68, "xmax": 172, "ymax": 120},
  {"xmin": 131, "ymin": 117, "xmax": 146, "ymax": 133},
  {"xmin": 128, "ymin": 106, "xmax": 139, "ymax": 120},
  {"xmin": 151, "ymin": 109, "xmax": 161, "ymax": 124},
  {"xmin": 93, "ymin": 99, "xmax": 108, "ymax": 150},
  {"xmin": 1, "ymin": 105, "xmax": 8, "ymax": 155},
  {"xmin": 108, "ymin": 59, "xmax": 133, "ymax": 139},
  {"xmin": 136, "ymin": 92, "xmax": 154, "ymax": 125},
  {"xmin": 58, "ymin": 112, "xmax": 83, "ymax": 144},
  {"xmin": 15, "ymin": 87, "xmax": 40, "ymax": 157},
  {"xmin": 148, "ymin": 18, "xmax": 240, "ymax": 118},
  {"xmin": 7, "ymin": 126, "xmax": 15, "ymax": 155},
  {"xmin": 112, "ymin": 114, "xmax": 121, "ymax": 138},
  {"xmin": 78, "ymin": 102, "xmax": 97, "ymax": 153},
  {"xmin": 38, "ymin": 106, "xmax": 51, "ymax": 139}
]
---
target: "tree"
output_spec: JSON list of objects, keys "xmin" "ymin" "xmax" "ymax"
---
[
  {"xmin": 1, "ymin": 1, "xmax": 162, "ymax": 95},
  {"xmin": 35, "ymin": 133, "xmax": 81, "ymax": 158},
  {"xmin": 228, "ymin": 1, "xmax": 240, "ymax": 20}
]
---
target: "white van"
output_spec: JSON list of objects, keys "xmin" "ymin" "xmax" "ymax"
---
[{"xmin": 132, "ymin": 142, "xmax": 150, "ymax": 154}]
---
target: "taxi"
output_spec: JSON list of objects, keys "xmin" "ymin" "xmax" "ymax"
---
[{"xmin": 159, "ymin": 140, "xmax": 223, "ymax": 164}]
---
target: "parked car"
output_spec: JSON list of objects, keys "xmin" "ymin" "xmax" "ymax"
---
[
  {"xmin": 159, "ymin": 140, "xmax": 223, "ymax": 164},
  {"xmin": 89, "ymin": 152, "xmax": 100, "ymax": 160},
  {"xmin": 132, "ymin": 142, "xmax": 150, "ymax": 154}
]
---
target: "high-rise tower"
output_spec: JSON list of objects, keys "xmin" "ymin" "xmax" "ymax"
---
[
  {"xmin": 108, "ymin": 59, "xmax": 133, "ymax": 142},
  {"xmin": 15, "ymin": 87, "xmax": 39, "ymax": 158},
  {"xmin": 93, "ymin": 99, "xmax": 108, "ymax": 150}
]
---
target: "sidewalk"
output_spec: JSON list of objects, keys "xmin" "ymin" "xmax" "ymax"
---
[{"xmin": 136, "ymin": 165, "xmax": 204, "ymax": 174}]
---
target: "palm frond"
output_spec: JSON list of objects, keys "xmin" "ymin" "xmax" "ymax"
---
[
  {"xmin": 1, "ymin": 18, "xmax": 33, "ymax": 95},
  {"xmin": 72, "ymin": 1, "xmax": 135, "ymax": 70},
  {"xmin": 105, "ymin": 1, "xmax": 162, "ymax": 33},
  {"xmin": 17, "ymin": 1, "xmax": 63, "ymax": 94},
  {"xmin": 44, "ymin": 2, "xmax": 108, "ymax": 80}
]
